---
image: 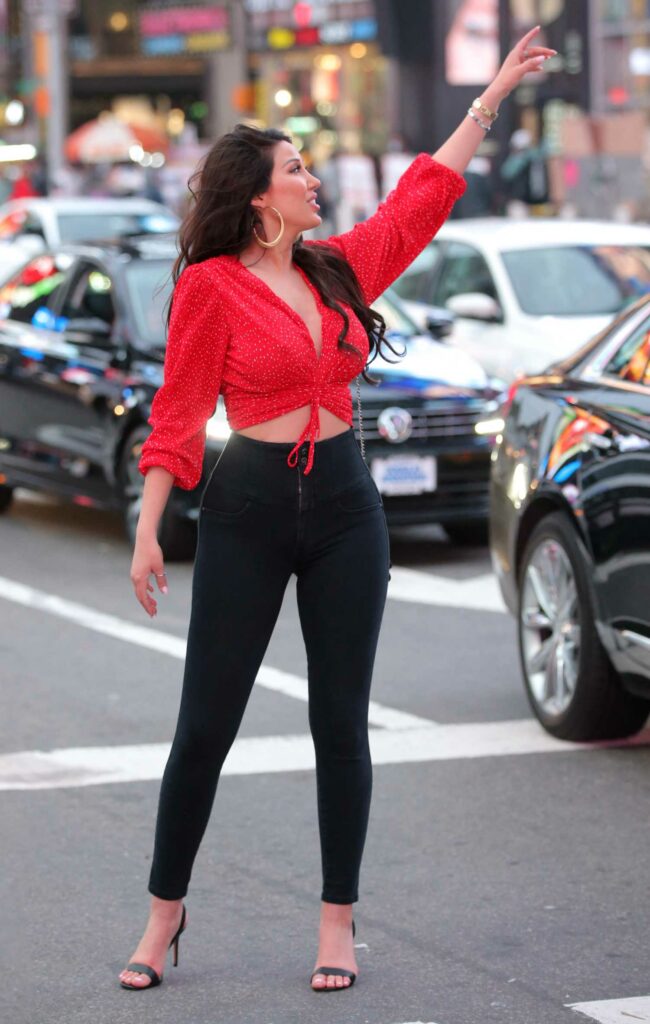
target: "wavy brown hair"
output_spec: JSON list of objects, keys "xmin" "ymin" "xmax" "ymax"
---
[{"xmin": 168, "ymin": 123, "xmax": 402, "ymax": 376}]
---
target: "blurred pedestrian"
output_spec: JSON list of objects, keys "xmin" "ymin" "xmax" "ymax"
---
[
  {"xmin": 30, "ymin": 157, "xmax": 48, "ymax": 196},
  {"xmin": 310, "ymin": 151, "xmax": 340, "ymax": 235},
  {"xmin": 142, "ymin": 167, "xmax": 165, "ymax": 204},
  {"xmin": 119, "ymin": 25, "xmax": 556, "ymax": 996},
  {"xmin": 8, "ymin": 165, "xmax": 39, "ymax": 200},
  {"xmin": 500, "ymin": 127, "xmax": 550, "ymax": 216},
  {"xmin": 451, "ymin": 154, "xmax": 494, "ymax": 217},
  {"xmin": 0, "ymin": 169, "xmax": 12, "ymax": 204}
]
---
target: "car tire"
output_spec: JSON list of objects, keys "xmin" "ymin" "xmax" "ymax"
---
[
  {"xmin": 119, "ymin": 425, "xmax": 197, "ymax": 562},
  {"xmin": 517, "ymin": 511, "xmax": 649, "ymax": 741},
  {"xmin": 445, "ymin": 519, "xmax": 489, "ymax": 546},
  {"xmin": 0, "ymin": 484, "xmax": 14, "ymax": 513}
]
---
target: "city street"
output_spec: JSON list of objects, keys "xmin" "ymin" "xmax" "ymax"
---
[{"xmin": 2, "ymin": 489, "xmax": 649, "ymax": 1024}]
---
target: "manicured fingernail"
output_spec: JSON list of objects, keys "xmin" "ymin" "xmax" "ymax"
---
[{"xmin": 162, "ymin": 586, "xmax": 168, "ymax": 594}]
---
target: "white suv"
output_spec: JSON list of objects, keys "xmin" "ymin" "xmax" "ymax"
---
[{"xmin": 0, "ymin": 197, "xmax": 178, "ymax": 279}]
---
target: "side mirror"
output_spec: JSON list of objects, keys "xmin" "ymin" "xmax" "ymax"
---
[
  {"xmin": 445, "ymin": 292, "xmax": 502, "ymax": 322},
  {"xmin": 64, "ymin": 317, "xmax": 113, "ymax": 341},
  {"xmin": 425, "ymin": 311, "xmax": 455, "ymax": 340}
]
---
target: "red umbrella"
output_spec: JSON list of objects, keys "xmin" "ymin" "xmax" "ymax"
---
[{"xmin": 65, "ymin": 114, "xmax": 169, "ymax": 164}]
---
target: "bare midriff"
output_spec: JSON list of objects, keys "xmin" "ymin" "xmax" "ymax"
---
[{"xmin": 235, "ymin": 405, "xmax": 350, "ymax": 443}]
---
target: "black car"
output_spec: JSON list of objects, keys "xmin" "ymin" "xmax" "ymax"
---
[
  {"xmin": 490, "ymin": 296, "xmax": 650, "ymax": 741},
  {"xmin": 0, "ymin": 239, "xmax": 502, "ymax": 559}
]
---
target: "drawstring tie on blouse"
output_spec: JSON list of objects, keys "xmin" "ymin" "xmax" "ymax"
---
[{"xmin": 287, "ymin": 398, "xmax": 320, "ymax": 474}]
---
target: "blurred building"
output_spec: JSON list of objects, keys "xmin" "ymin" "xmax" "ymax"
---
[
  {"xmin": 376, "ymin": 0, "xmax": 650, "ymax": 220},
  {"xmin": 2, "ymin": 0, "xmax": 649, "ymax": 219},
  {"xmin": 245, "ymin": 1, "xmax": 389, "ymax": 159},
  {"xmin": 67, "ymin": 0, "xmax": 237, "ymax": 139}
]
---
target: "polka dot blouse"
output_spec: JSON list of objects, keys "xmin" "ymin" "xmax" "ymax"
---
[{"xmin": 138, "ymin": 154, "xmax": 466, "ymax": 490}]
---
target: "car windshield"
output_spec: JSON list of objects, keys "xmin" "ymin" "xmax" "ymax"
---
[
  {"xmin": 124, "ymin": 259, "xmax": 174, "ymax": 345},
  {"xmin": 501, "ymin": 245, "xmax": 650, "ymax": 316},
  {"xmin": 57, "ymin": 211, "xmax": 178, "ymax": 243}
]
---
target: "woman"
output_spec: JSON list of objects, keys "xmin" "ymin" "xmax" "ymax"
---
[{"xmin": 119, "ymin": 28, "xmax": 555, "ymax": 994}]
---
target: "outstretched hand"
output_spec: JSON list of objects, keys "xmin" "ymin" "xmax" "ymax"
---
[{"xmin": 492, "ymin": 25, "xmax": 557, "ymax": 99}]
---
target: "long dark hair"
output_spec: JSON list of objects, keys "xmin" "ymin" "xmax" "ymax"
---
[{"xmin": 169, "ymin": 123, "xmax": 401, "ymax": 376}]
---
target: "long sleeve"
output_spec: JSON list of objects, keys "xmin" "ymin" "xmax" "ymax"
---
[
  {"xmin": 138, "ymin": 262, "xmax": 229, "ymax": 490},
  {"xmin": 319, "ymin": 155, "xmax": 466, "ymax": 304}
]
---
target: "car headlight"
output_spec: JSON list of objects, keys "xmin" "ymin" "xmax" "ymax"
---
[{"xmin": 475, "ymin": 416, "xmax": 505, "ymax": 436}]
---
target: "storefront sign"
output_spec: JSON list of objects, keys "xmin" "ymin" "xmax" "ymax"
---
[
  {"xmin": 140, "ymin": 4, "xmax": 231, "ymax": 54},
  {"xmin": 246, "ymin": 0, "xmax": 377, "ymax": 49},
  {"xmin": 251, "ymin": 17, "xmax": 377, "ymax": 49}
]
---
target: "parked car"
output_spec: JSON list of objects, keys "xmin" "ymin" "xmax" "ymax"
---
[
  {"xmin": 490, "ymin": 295, "xmax": 650, "ymax": 741},
  {"xmin": 391, "ymin": 218, "xmax": 650, "ymax": 382},
  {"xmin": 0, "ymin": 240, "xmax": 504, "ymax": 559},
  {"xmin": 0, "ymin": 197, "xmax": 179, "ymax": 280}
]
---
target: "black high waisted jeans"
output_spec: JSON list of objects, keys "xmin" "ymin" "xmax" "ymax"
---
[{"xmin": 148, "ymin": 427, "xmax": 390, "ymax": 905}]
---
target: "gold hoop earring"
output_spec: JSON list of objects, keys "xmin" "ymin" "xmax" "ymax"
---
[{"xmin": 253, "ymin": 206, "xmax": 285, "ymax": 248}]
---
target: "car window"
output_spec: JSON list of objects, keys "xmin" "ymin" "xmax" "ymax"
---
[
  {"xmin": 21, "ymin": 212, "xmax": 46, "ymax": 239},
  {"xmin": 392, "ymin": 242, "xmax": 442, "ymax": 302},
  {"xmin": 372, "ymin": 292, "xmax": 420, "ymax": 336},
  {"xmin": 124, "ymin": 259, "xmax": 174, "ymax": 346},
  {"xmin": 601, "ymin": 318, "xmax": 650, "ymax": 386},
  {"xmin": 433, "ymin": 241, "xmax": 498, "ymax": 306},
  {"xmin": 0, "ymin": 253, "xmax": 72, "ymax": 326},
  {"xmin": 60, "ymin": 263, "xmax": 116, "ymax": 329},
  {"xmin": 56, "ymin": 211, "xmax": 178, "ymax": 243},
  {"xmin": 501, "ymin": 245, "xmax": 650, "ymax": 316}
]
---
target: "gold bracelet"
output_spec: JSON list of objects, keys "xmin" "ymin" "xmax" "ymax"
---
[
  {"xmin": 471, "ymin": 97, "xmax": 499, "ymax": 122},
  {"xmin": 467, "ymin": 107, "xmax": 491, "ymax": 131}
]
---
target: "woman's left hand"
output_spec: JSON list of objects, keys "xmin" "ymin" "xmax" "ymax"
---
[{"xmin": 491, "ymin": 25, "xmax": 557, "ymax": 100}]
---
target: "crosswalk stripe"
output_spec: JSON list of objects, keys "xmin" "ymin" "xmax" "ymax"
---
[
  {"xmin": 568, "ymin": 996, "xmax": 650, "ymax": 1022},
  {"xmin": 0, "ymin": 574, "xmax": 433, "ymax": 732},
  {"xmin": 2, "ymin": 720, "xmax": 648, "ymax": 791},
  {"xmin": 388, "ymin": 567, "xmax": 506, "ymax": 612}
]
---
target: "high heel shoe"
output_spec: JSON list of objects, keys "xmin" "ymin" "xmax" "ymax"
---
[
  {"xmin": 310, "ymin": 918, "xmax": 357, "ymax": 992},
  {"xmin": 120, "ymin": 903, "xmax": 187, "ymax": 990}
]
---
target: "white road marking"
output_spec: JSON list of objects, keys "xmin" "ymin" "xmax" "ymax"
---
[
  {"xmin": 0, "ymin": 574, "xmax": 432, "ymax": 731},
  {"xmin": 388, "ymin": 567, "xmax": 506, "ymax": 613},
  {"xmin": 2, "ymin": 721, "xmax": 648, "ymax": 791},
  {"xmin": 568, "ymin": 996, "xmax": 650, "ymax": 1022}
]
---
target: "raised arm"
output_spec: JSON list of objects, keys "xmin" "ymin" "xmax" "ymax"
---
[
  {"xmin": 432, "ymin": 26, "xmax": 556, "ymax": 175},
  {"xmin": 318, "ymin": 156, "xmax": 467, "ymax": 305},
  {"xmin": 139, "ymin": 261, "xmax": 229, "ymax": 491},
  {"xmin": 317, "ymin": 26, "xmax": 556, "ymax": 305}
]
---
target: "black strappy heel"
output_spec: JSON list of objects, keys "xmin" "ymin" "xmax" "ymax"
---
[
  {"xmin": 310, "ymin": 918, "xmax": 357, "ymax": 992},
  {"xmin": 120, "ymin": 904, "xmax": 187, "ymax": 991}
]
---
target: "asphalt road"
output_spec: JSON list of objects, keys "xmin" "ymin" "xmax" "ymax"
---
[{"xmin": 1, "ymin": 489, "xmax": 649, "ymax": 1024}]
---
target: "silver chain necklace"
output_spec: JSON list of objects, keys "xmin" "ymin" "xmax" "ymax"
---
[{"xmin": 355, "ymin": 374, "xmax": 365, "ymax": 462}]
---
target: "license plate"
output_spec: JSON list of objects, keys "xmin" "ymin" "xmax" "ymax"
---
[{"xmin": 370, "ymin": 455, "xmax": 437, "ymax": 496}]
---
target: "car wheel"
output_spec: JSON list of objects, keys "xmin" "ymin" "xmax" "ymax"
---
[
  {"xmin": 518, "ymin": 511, "xmax": 649, "ymax": 741},
  {"xmin": 0, "ymin": 484, "xmax": 14, "ymax": 513},
  {"xmin": 119, "ymin": 426, "xmax": 197, "ymax": 562},
  {"xmin": 445, "ymin": 519, "xmax": 489, "ymax": 546}
]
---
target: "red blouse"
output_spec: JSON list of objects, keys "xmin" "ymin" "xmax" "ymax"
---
[{"xmin": 138, "ymin": 154, "xmax": 466, "ymax": 489}]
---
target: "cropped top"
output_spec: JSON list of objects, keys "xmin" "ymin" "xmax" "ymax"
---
[{"xmin": 138, "ymin": 154, "xmax": 466, "ymax": 490}]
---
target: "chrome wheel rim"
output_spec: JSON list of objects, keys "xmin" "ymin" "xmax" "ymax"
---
[
  {"xmin": 123, "ymin": 434, "xmax": 145, "ymax": 541},
  {"xmin": 520, "ymin": 538, "xmax": 581, "ymax": 718}
]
